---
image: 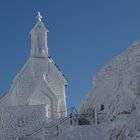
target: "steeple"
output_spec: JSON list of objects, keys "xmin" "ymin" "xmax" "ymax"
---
[{"xmin": 30, "ymin": 12, "xmax": 49, "ymax": 58}]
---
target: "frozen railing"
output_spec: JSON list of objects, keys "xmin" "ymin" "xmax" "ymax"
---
[
  {"xmin": 17, "ymin": 107, "xmax": 92, "ymax": 140},
  {"xmin": 26, "ymin": 107, "xmax": 78, "ymax": 140}
]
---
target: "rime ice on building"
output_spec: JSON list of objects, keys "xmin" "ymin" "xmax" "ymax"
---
[{"xmin": 0, "ymin": 12, "xmax": 68, "ymax": 118}]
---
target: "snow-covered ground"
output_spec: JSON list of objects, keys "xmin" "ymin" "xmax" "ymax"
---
[{"xmin": 54, "ymin": 125, "xmax": 107, "ymax": 140}]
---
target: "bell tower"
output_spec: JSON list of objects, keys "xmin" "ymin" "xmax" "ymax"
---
[{"xmin": 30, "ymin": 12, "xmax": 48, "ymax": 58}]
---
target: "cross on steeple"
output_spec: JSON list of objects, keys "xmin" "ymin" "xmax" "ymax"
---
[{"xmin": 36, "ymin": 11, "xmax": 43, "ymax": 22}]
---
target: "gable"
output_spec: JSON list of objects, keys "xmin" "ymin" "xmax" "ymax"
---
[{"xmin": 28, "ymin": 80, "xmax": 58, "ymax": 105}]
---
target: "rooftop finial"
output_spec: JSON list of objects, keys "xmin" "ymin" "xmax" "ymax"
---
[{"xmin": 36, "ymin": 11, "xmax": 43, "ymax": 22}]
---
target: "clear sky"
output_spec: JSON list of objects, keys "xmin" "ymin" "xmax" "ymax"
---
[{"xmin": 0, "ymin": 0, "xmax": 140, "ymax": 109}]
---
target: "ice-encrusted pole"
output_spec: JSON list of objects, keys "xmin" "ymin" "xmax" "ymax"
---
[
  {"xmin": 94, "ymin": 108, "xmax": 97, "ymax": 125},
  {"xmin": 42, "ymin": 127, "xmax": 45, "ymax": 140}
]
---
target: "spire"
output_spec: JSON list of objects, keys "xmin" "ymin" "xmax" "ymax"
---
[{"xmin": 30, "ymin": 12, "xmax": 49, "ymax": 58}]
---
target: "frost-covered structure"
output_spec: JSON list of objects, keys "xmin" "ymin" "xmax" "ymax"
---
[
  {"xmin": 0, "ymin": 12, "xmax": 67, "ymax": 118},
  {"xmin": 0, "ymin": 12, "xmax": 67, "ymax": 139},
  {"xmin": 79, "ymin": 41, "xmax": 140, "ymax": 139}
]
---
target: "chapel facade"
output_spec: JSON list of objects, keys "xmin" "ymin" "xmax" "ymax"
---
[{"xmin": 0, "ymin": 12, "xmax": 68, "ymax": 118}]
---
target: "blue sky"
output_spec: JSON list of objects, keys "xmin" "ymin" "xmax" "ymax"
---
[{"xmin": 0, "ymin": 0, "xmax": 140, "ymax": 109}]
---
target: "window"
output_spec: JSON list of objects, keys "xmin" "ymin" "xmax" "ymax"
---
[{"xmin": 101, "ymin": 104, "xmax": 104, "ymax": 111}]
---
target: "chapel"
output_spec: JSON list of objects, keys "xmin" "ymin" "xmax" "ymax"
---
[{"xmin": 0, "ymin": 12, "xmax": 68, "ymax": 118}]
